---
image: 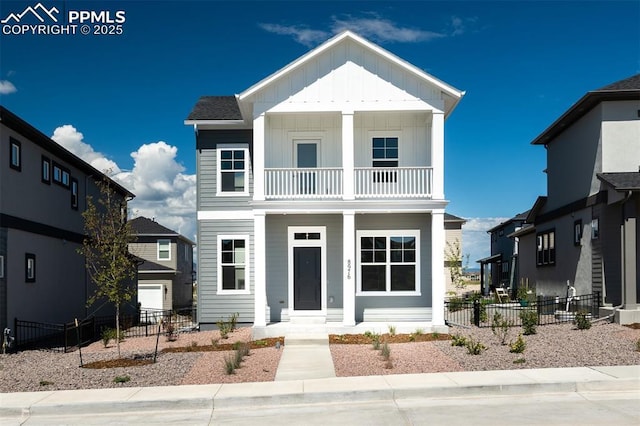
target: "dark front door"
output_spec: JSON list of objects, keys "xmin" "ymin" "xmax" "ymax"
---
[{"xmin": 294, "ymin": 246, "xmax": 321, "ymax": 310}]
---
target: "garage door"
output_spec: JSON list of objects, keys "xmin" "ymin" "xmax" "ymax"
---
[{"xmin": 138, "ymin": 284, "xmax": 163, "ymax": 311}]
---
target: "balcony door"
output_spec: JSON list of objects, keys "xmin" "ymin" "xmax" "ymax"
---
[{"xmin": 295, "ymin": 140, "xmax": 318, "ymax": 195}]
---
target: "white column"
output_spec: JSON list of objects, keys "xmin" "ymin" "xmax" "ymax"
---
[
  {"xmin": 342, "ymin": 210, "xmax": 356, "ymax": 326},
  {"xmin": 431, "ymin": 210, "xmax": 445, "ymax": 326},
  {"xmin": 253, "ymin": 113, "xmax": 265, "ymax": 201},
  {"xmin": 431, "ymin": 111, "xmax": 445, "ymax": 200},
  {"xmin": 342, "ymin": 111, "xmax": 355, "ymax": 200},
  {"xmin": 253, "ymin": 211, "xmax": 267, "ymax": 326}
]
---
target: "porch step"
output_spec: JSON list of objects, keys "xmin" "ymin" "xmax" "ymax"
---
[
  {"xmin": 289, "ymin": 316, "xmax": 326, "ymax": 325},
  {"xmin": 284, "ymin": 332, "xmax": 329, "ymax": 346}
]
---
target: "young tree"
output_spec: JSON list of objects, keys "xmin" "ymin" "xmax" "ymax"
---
[
  {"xmin": 445, "ymin": 239, "xmax": 466, "ymax": 290},
  {"xmin": 78, "ymin": 178, "xmax": 136, "ymax": 357}
]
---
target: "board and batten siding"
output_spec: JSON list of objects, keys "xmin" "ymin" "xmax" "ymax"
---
[
  {"xmin": 197, "ymin": 130, "xmax": 253, "ymax": 211},
  {"xmin": 354, "ymin": 213, "xmax": 433, "ymax": 322},
  {"xmin": 265, "ymin": 214, "xmax": 343, "ymax": 322},
  {"xmin": 198, "ymin": 219, "xmax": 254, "ymax": 328}
]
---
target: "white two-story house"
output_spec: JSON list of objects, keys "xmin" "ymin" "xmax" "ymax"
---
[{"xmin": 185, "ymin": 31, "xmax": 464, "ymax": 336}]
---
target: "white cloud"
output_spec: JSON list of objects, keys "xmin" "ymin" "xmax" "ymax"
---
[
  {"xmin": 449, "ymin": 15, "xmax": 478, "ymax": 37},
  {"xmin": 260, "ymin": 14, "xmax": 444, "ymax": 47},
  {"xmin": 461, "ymin": 217, "xmax": 509, "ymax": 267},
  {"xmin": 0, "ymin": 80, "xmax": 17, "ymax": 94},
  {"xmin": 50, "ymin": 125, "xmax": 197, "ymax": 243},
  {"xmin": 51, "ymin": 125, "xmax": 121, "ymax": 174}
]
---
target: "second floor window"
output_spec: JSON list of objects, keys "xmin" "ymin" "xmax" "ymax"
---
[
  {"xmin": 157, "ymin": 239, "xmax": 171, "ymax": 260},
  {"xmin": 71, "ymin": 178, "xmax": 79, "ymax": 209},
  {"xmin": 10, "ymin": 138, "xmax": 21, "ymax": 171},
  {"xmin": 372, "ymin": 137, "xmax": 398, "ymax": 168},
  {"xmin": 217, "ymin": 148, "xmax": 248, "ymax": 195},
  {"xmin": 42, "ymin": 156, "xmax": 51, "ymax": 184}
]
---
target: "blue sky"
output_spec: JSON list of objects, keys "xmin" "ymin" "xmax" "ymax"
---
[{"xmin": 1, "ymin": 0, "xmax": 639, "ymax": 264}]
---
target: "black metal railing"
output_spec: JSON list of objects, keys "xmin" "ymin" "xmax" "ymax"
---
[
  {"xmin": 445, "ymin": 292, "xmax": 600, "ymax": 328},
  {"xmin": 13, "ymin": 306, "xmax": 197, "ymax": 352}
]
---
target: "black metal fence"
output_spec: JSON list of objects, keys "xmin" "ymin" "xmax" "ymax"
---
[
  {"xmin": 12, "ymin": 307, "xmax": 197, "ymax": 352},
  {"xmin": 445, "ymin": 292, "xmax": 601, "ymax": 328}
]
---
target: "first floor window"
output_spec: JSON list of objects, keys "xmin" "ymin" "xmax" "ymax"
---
[
  {"xmin": 536, "ymin": 230, "xmax": 555, "ymax": 266},
  {"xmin": 357, "ymin": 231, "xmax": 419, "ymax": 294},
  {"xmin": 25, "ymin": 253, "xmax": 36, "ymax": 282},
  {"xmin": 10, "ymin": 138, "xmax": 21, "ymax": 171},
  {"xmin": 218, "ymin": 236, "xmax": 249, "ymax": 293},
  {"xmin": 574, "ymin": 220, "xmax": 582, "ymax": 245},
  {"xmin": 218, "ymin": 148, "xmax": 248, "ymax": 194}
]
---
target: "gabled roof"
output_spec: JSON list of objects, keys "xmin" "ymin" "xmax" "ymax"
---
[
  {"xmin": 0, "ymin": 106, "xmax": 134, "ymax": 198},
  {"xmin": 598, "ymin": 172, "xmax": 640, "ymax": 191},
  {"xmin": 239, "ymin": 30, "xmax": 465, "ymax": 116},
  {"xmin": 487, "ymin": 210, "xmax": 530, "ymax": 233},
  {"xmin": 185, "ymin": 96, "xmax": 242, "ymax": 121},
  {"xmin": 130, "ymin": 216, "xmax": 196, "ymax": 245},
  {"xmin": 532, "ymin": 74, "xmax": 640, "ymax": 145},
  {"xmin": 138, "ymin": 259, "xmax": 175, "ymax": 273}
]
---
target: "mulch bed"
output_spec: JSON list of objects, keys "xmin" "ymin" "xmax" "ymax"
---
[{"xmin": 329, "ymin": 333, "xmax": 451, "ymax": 344}]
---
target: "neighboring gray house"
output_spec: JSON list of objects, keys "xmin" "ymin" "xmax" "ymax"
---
[
  {"xmin": 477, "ymin": 211, "xmax": 528, "ymax": 297},
  {"xmin": 0, "ymin": 106, "xmax": 135, "ymax": 331},
  {"xmin": 185, "ymin": 31, "xmax": 465, "ymax": 334},
  {"xmin": 517, "ymin": 74, "xmax": 640, "ymax": 324},
  {"xmin": 128, "ymin": 216, "xmax": 195, "ymax": 312}
]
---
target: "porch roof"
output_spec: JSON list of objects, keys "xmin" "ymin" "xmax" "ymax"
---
[{"xmin": 597, "ymin": 172, "xmax": 640, "ymax": 191}]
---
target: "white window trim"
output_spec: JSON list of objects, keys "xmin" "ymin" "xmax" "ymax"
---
[
  {"xmin": 287, "ymin": 226, "xmax": 327, "ymax": 315},
  {"xmin": 217, "ymin": 234, "xmax": 250, "ymax": 295},
  {"xmin": 157, "ymin": 239, "xmax": 171, "ymax": 261},
  {"xmin": 216, "ymin": 147, "xmax": 250, "ymax": 197},
  {"xmin": 356, "ymin": 229, "xmax": 421, "ymax": 296},
  {"xmin": 368, "ymin": 130, "xmax": 402, "ymax": 166}
]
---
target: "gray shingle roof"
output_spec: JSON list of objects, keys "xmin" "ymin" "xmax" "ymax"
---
[
  {"xmin": 186, "ymin": 96, "xmax": 242, "ymax": 120},
  {"xmin": 138, "ymin": 259, "xmax": 174, "ymax": 272},
  {"xmin": 130, "ymin": 216, "xmax": 179, "ymax": 236},
  {"xmin": 444, "ymin": 213, "xmax": 466, "ymax": 222},
  {"xmin": 596, "ymin": 74, "xmax": 640, "ymax": 91},
  {"xmin": 598, "ymin": 172, "xmax": 640, "ymax": 190}
]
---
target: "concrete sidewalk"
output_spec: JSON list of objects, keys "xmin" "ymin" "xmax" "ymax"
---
[
  {"xmin": 2, "ymin": 365, "xmax": 638, "ymax": 421},
  {"xmin": 274, "ymin": 333, "xmax": 336, "ymax": 381}
]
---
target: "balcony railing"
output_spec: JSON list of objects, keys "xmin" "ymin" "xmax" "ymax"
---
[{"xmin": 264, "ymin": 167, "xmax": 432, "ymax": 199}]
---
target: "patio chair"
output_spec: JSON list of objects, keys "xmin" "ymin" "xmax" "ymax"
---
[{"xmin": 495, "ymin": 287, "xmax": 510, "ymax": 303}]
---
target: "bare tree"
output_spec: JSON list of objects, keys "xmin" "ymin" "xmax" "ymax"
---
[{"xmin": 445, "ymin": 239, "xmax": 466, "ymax": 290}]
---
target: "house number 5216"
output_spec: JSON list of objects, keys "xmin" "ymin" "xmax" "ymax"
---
[{"xmin": 346, "ymin": 259, "xmax": 352, "ymax": 279}]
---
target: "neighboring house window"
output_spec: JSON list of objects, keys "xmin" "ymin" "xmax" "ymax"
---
[
  {"xmin": 372, "ymin": 137, "xmax": 398, "ymax": 183},
  {"xmin": 10, "ymin": 138, "xmax": 21, "ymax": 171},
  {"xmin": 71, "ymin": 177, "xmax": 79, "ymax": 209},
  {"xmin": 536, "ymin": 230, "xmax": 555, "ymax": 266},
  {"xmin": 217, "ymin": 148, "xmax": 248, "ymax": 195},
  {"xmin": 25, "ymin": 253, "xmax": 36, "ymax": 282},
  {"xmin": 157, "ymin": 240, "xmax": 171, "ymax": 260},
  {"xmin": 357, "ymin": 230, "xmax": 420, "ymax": 295},
  {"xmin": 52, "ymin": 162, "xmax": 70, "ymax": 187},
  {"xmin": 591, "ymin": 218, "xmax": 599, "ymax": 239},
  {"xmin": 218, "ymin": 235, "xmax": 249, "ymax": 294},
  {"xmin": 574, "ymin": 220, "xmax": 582, "ymax": 246},
  {"xmin": 0, "ymin": 255, "xmax": 4, "ymax": 279},
  {"xmin": 42, "ymin": 156, "xmax": 51, "ymax": 184}
]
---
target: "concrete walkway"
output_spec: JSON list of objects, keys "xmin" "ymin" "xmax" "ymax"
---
[
  {"xmin": 2, "ymin": 365, "xmax": 638, "ymax": 422},
  {"xmin": 275, "ymin": 333, "xmax": 336, "ymax": 381}
]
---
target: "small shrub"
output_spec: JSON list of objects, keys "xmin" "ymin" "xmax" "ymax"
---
[
  {"xmin": 491, "ymin": 312, "xmax": 511, "ymax": 345},
  {"xmin": 465, "ymin": 338, "xmax": 486, "ymax": 355},
  {"xmin": 101, "ymin": 328, "xmax": 115, "ymax": 347},
  {"xmin": 224, "ymin": 355, "xmax": 236, "ymax": 375},
  {"xmin": 509, "ymin": 333, "xmax": 526, "ymax": 354},
  {"xmin": 254, "ymin": 339, "xmax": 268, "ymax": 347},
  {"xmin": 414, "ymin": 328, "xmax": 424, "ymax": 336},
  {"xmin": 211, "ymin": 338, "xmax": 219, "ymax": 347},
  {"xmin": 217, "ymin": 318, "xmax": 233, "ymax": 339},
  {"xmin": 520, "ymin": 310, "xmax": 538, "ymax": 335},
  {"xmin": 574, "ymin": 310, "xmax": 592, "ymax": 330},
  {"xmin": 370, "ymin": 332, "xmax": 381, "ymax": 350},
  {"xmin": 364, "ymin": 330, "xmax": 374, "ymax": 339},
  {"xmin": 234, "ymin": 349, "xmax": 244, "ymax": 368},
  {"xmin": 229, "ymin": 312, "xmax": 239, "ymax": 331},
  {"xmin": 447, "ymin": 295, "xmax": 464, "ymax": 312},
  {"xmin": 186, "ymin": 341, "xmax": 199, "ymax": 352},
  {"xmin": 113, "ymin": 375, "xmax": 130, "ymax": 384},
  {"xmin": 387, "ymin": 325, "xmax": 396, "ymax": 336},
  {"xmin": 513, "ymin": 358, "xmax": 526, "ymax": 364},
  {"xmin": 451, "ymin": 333, "xmax": 467, "ymax": 347},
  {"xmin": 380, "ymin": 342, "xmax": 391, "ymax": 360},
  {"xmin": 39, "ymin": 380, "xmax": 54, "ymax": 386}
]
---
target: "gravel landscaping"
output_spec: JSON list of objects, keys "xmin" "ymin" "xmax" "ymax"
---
[{"xmin": 1, "ymin": 321, "xmax": 638, "ymax": 393}]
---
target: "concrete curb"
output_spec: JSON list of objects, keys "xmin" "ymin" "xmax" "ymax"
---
[{"xmin": 2, "ymin": 366, "xmax": 638, "ymax": 419}]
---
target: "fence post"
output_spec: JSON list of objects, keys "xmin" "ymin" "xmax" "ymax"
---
[{"xmin": 473, "ymin": 299, "xmax": 480, "ymax": 327}]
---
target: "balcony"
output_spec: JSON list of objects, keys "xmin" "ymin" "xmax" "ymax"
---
[{"xmin": 264, "ymin": 167, "xmax": 432, "ymax": 200}]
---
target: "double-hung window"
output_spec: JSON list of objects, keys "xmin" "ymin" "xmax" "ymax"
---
[
  {"xmin": 157, "ymin": 239, "xmax": 171, "ymax": 261},
  {"xmin": 372, "ymin": 137, "xmax": 398, "ymax": 183},
  {"xmin": 10, "ymin": 138, "xmax": 21, "ymax": 171},
  {"xmin": 217, "ymin": 148, "xmax": 248, "ymax": 195},
  {"xmin": 218, "ymin": 235, "xmax": 249, "ymax": 294},
  {"xmin": 536, "ymin": 230, "xmax": 555, "ymax": 266},
  {"xmin": 357, "ymin": 230, "xmax": 420, "ymax": 295}
]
